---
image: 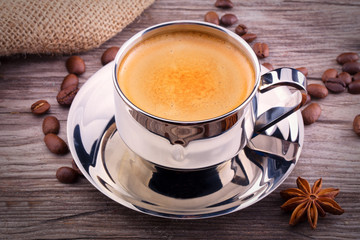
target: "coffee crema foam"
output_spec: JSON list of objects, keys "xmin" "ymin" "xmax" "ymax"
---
[{"xmin": 118, "ymin": 31, "xmax": 255, "ymax": 121}]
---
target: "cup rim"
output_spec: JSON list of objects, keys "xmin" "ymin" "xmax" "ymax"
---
[{"xmin": 113, "ymin": 20, "xmax": 261, "ymax": 125}]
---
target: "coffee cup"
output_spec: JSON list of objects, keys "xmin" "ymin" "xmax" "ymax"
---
[{"xmin": 113, "ymin": 20, "xmax": 306, "ymax": 169}]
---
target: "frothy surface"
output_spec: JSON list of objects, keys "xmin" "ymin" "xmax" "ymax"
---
[{"xmin": 118, "ymin": 31, "xmax": 255, "ymax": 121}]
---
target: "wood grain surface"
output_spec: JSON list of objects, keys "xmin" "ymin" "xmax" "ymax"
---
[{"xmin": 1, "ymin": 0, "xmax": 360, "ymax": 239}]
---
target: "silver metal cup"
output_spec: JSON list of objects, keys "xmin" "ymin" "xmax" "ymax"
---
[{"xmin": 113, "ymin": 20, "xmax": 306, "ymax": 170}]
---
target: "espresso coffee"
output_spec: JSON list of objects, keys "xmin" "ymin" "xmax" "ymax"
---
[{"xmin": 117, "ymin": 31, "xmax": 255, "ymax": 121}]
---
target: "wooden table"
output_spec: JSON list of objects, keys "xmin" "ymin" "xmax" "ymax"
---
[{"xmin": 1, "ymin": 0, "xmax": 359, "ymax": 239}]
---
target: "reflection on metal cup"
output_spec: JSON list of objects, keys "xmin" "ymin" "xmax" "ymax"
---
[{"xmin": 113, "ymin": 20, "xmax": 306, "ymax": 169}]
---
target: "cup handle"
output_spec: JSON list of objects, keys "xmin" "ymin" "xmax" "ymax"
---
[{"xmin": 253, "ymin": 67, "xmax": 307, "ymax": 134}]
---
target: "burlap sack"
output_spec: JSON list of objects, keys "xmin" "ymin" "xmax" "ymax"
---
[{"xmin": 0, "ymin": 0, "xmax": 154, "ymax": 56}]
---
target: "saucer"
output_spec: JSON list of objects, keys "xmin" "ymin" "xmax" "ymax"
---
[{"xmin": 67, "ymin": 63, "xmax": 304, "ymax": 219}]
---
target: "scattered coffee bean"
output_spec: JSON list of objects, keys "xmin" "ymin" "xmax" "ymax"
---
[
  {"xmin": 296, "ymin": 67, "xmax": 308, "ymax": 77},
  {"xmin": 215, "ymin": 0, "xmax": 233, "ymax": 8},
  {"xmin": 241, "ymin": 33, "xmax": 257, "ymax": 43},
  {"xmin": 302, "ymin": 103, "xmax": 321, "ymax": 125},
  {"xmin": 321, "ymin": 68, "xmax": 337, "ymax": 82},
  {"xmin": 66, "ymin": 56, "xmax": 85, "ymax": 75},
  {"xmin": 235, "ymin": 24, "xmax": 248, "ymax": 36},
  {"xmin": 324, "ymin": 78, "xmax": 346, "ymax": 93},
  {"xmin": 56, "ymin": 167, "xmax": 79, "ymax": 184},
  {"xmin": 342, "ymin": 62, "xmax": 360, "ymax": 75},
  {"xmin": 307, "ymin": 84, "xmax": 328, "ymax": 99},
  {"xmin": 262, "ymin": 62, "xmax": 274, "ymax": 71},
  {"xmin": 31, "ymin": 100, "xmax": 50, "ymax": 115},
  {"xmin": 101, "ymin": 46, "xmax": 120, "ymax": 65},
  {"xmin": 336, "ymin": 52, "xmax": 359, "ymax": 65},
  {"xmin": 353, "ymin": 115, "xmax": 360, "ymax": 136},
  {"xmin": 61, "ymin": 74, "xmax": 79, "ymax": 90},
  {"xmin": 220, "ymin": 13, "xmax": 238, "ymax": 26},
  {"xmin": 348, "ymin": 80, "xmax": 360, "ymax": 94},
  {"xmin": 72, "ymin": 160, "xmax": 83, "ymax": 176},
  {"xmin": 44, "ymin": 133, "xmax": 69, "ymax": 155},
  {"xmin": 204, "ymin": 11, "xmax": 219, "ymax": 25},
  {"xmin": 56, "ymin": 85, "xmax": 79, "ymax": 107},
  {"xmin": 338, "ymin": 72, "xmax": 352, "ymax": 86},
  {"xmin": 353, "ymin": 72, "xmax": 360, "ymax": 81},
  {"xmin": 253, "ymin": 42, "xmax": 269, "ymax": 58},
  {"xmin": 42, "ymin": 116, "xmax": 60, "ymax": 135}
]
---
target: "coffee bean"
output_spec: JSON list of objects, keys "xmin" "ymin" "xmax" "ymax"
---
[
  {"xmin": 44, "ymin": 133, "xmax": 69, "ymax": 155},
  {"xmin": 348, "ymin": 80, "xmax": 360, "ymax": 94},
  {"xmin": 353, "ymin": 72, "xmax": 360, "ymax": 81},
  {"xmin": 56, "ymin": 85, "xmax": 79, "ymax": 107},
  {"xmin": 56, "ymin": 167, "xmax": 79, "ymax": 184},
  {"xmin": 307, "ymin": 84, "xmax": 328, "ymax": 99},
  {"xmin": 296, "ymin": 67, "xmax": 308, "ymax": 77},
  {"xmin": 262, "ymin": 62, "xmax": 274, "ymax": 71},
  {"xmin": 66, "ymin": 56, "xmax": 85, "ymax": 75},
  {"xmin": 235, "ymin": 24, "xmax": 248, "ymax": 36},
  {"xmin": 31, "ymin": 100, "xmax": 50, "ymax": 115},
  {"xmin": 220, "ymin": 14, "xmax": 238, "ymax": 27},
  {"xmin": 342, "ymin": 62, "xmax": 360, "ymax": 75},
  {"xmin": 72, "ymin": 160, "xmax": 83, "ymax": 176},
  {"xmin": 204, "ymin": 11, "xmax": 219, "ymax": 25},
  {"xmin": 321, "ymin": 68, "xmax": 337, "ymax": 82},
  {"xmin": 338, "ymin": 72, "xmax": 352, "ymax": 86},
  {"xmin": 61, "ymin": 74, "xmax": 79, "ymax": 90},
  {"xmin": 253, "ymin": 42, "xmax": 269, "ymax": 58},
  {"xmin": 42, "ymin": 116, "xmax": 60, "ymax": 135},
  {"xmin": 324, "ymin": 78, "xmax": 346, "ymax": 93},
  {"xmin": 215, "ymin": 0, "xmax": 233, "ymax": 9},
  {"xmin": 353, "ymin": 115, "xmax": 360, "ymax": 136},
  {"xmin": 336, "ymin": 52, "xmax": 359, "ymax": 65},
  {"xmin": 241, "ymin": 33, "xmax": 257, "ymax": 43},
  {"xmin": 302, "ymin": 103, "xmax": 321, "ymax": 125},
  {"xmin": 101, "ymin": 46, "xmax": 120, "ymax": 65}
]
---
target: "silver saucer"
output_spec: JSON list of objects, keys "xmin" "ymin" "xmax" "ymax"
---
[{"xmin": 67, "ymin": 63, "xmax": 304, "ymax": 219}]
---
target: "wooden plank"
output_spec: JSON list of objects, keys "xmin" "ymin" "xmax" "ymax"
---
[{"xmin": 1, "ymin": 0, "xmax": 360, "ymax": 239}]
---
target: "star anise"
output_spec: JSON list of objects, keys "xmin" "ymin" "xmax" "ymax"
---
[{"xmin": 280, "ymin": 177, "xmax": 344, "ymax": 229}]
